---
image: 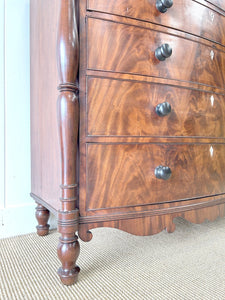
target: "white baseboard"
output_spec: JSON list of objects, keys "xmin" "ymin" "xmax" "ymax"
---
[{"xmin": 0, "ymin": 204, "xmax": 57, "ymax": 239}]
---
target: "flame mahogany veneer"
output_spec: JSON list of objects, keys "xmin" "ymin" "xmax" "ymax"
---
[{"xmin": 30, "ymin": 0, "xmax": 225, "ymax": 285}]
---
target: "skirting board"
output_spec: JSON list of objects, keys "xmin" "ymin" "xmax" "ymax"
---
[{"xmin": 0, "ymin": 204, "xmax": 57, "ymax": 238}]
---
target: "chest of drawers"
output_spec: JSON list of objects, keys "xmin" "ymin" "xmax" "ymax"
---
[{"xmin": 30, "ymin": 0, "xmax": 225, "ymax": 285}]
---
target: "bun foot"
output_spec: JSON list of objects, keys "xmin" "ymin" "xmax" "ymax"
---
[
  {"xmin": 36, "ymin": 224, "xmax": 50, "ymax": 236},
  {"xmin": 35, "ymin": 203, "xmax": 50, "ymax": 236},
  {"xmin": 57, "ymin": 266, "xmax": 80, "ymax": 285},
  {"xmin": 57, "ymin": 234, "xmax": 80, "ymax": 285}
]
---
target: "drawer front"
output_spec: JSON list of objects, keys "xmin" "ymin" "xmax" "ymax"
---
[
  {"xmin": 87, "ymin": 144, "xmax": 225, "ymax": 210},
  {"xmin": 206, "ymin": 0, "xmax": 225, "ymax": 11},
  {"xmin": 87, "ymin": 77, "xmax": 225, "ymax": 137},
  {"xmin": 87, "ymin": 18, "xmax": 225, "ymax": 88},
  {"xmin": 88, "ymin": 0, "xmax": 225, "ymax": 46}
]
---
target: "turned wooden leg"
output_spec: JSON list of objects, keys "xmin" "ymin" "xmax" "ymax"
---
[
  {"xmin": 35, "ymin": 203, "xmax": 50, "ymax": 236},
  {"xmin": 56, "ymin": 0, "xmax": 80, "ymax": 286},
  {"xmin": 57, "ymin": 232, "xmax": 80, "ymax": 285}
]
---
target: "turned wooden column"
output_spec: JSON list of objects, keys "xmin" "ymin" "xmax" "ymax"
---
[{"xmin": 56, "ymin": 0, "xmax": 80, "ymax": 286}]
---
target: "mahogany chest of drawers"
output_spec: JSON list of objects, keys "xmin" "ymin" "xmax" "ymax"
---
[{"xmin": 30, "ymin": 0, "xmax": 225, "ymax": 285}]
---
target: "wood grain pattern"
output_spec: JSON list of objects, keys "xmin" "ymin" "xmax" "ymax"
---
[
  {"xmin": 85, "ymin": 136, "xmax": 225, "ymax": 145},
  {"xmin": 86, "ymin": 143, "xmax": 225, "ymax": 210},
  {"xmin": 81, "ymin": 194, "xmax": 225, "ymax": 219},
  {"xmin": 87, "ymin": 9, "xmax": 225, "ymax": 52},
  {"xmin": 204, "ymin": 0, "xmax": 225, "ymax": 11},
  {"xmin": 87, "ymin": 77, "xmax": 225, "ymax": 137},
  {"xmin": 30, "ymin": 0, "xmax": 225, "ymax": 286},
  {"xmin": 78, "ymin": 202, "xmax": 225, "ymax": 241},
  {"xmin": 87, "ymin": 18, "xmax": 225, "ymax": 89},
  {"xmin": 86, "ymin": 69, "xmax": 225, "ymax": 93},
  {"xmin": 88, "ymin": 0, "xmax": 225, "ymax": 46}
]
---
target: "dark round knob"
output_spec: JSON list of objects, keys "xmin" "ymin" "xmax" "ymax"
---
[
  {"xmin": 156, "ymin": 102, "xmax": 171, "ymax": 117},
  {"xmin": 156, "ymin": 0, "xmax": 173, "ymax": 13},
  {"xmin": 155, "ymin": 166, "xmax": 172, "ymax": 180},
  {"xmin": 155, "ymin": 44, "xmax": 172, "ymax": 61}
]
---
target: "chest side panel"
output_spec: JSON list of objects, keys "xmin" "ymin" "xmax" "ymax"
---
[{"xmin": 30, "ymin": 0, "xmax": 61, "ymax": 211}]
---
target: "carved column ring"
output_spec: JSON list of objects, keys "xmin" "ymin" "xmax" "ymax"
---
[{"xmin": 58, "ymin": 83, "xmax": 79, "ymax": 93}]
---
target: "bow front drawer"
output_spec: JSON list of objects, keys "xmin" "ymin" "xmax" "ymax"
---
[
  {"xmin": 206, "ymin": 0, "xmax": 225, "ymax": 11},
  {"xmin": 87, "ymin": 77, "xmax": 225, "ymax": 137},
  {"xmin": 86, "ymin": 144, "xmax": 225, "ymax": 210},
  {"xmin": 87, "ymin": 18, "xmax": 225, "ymax": 88},
  {"xmin": 87, "ymin": 0, "xmax": 225, "ymax": 46}
]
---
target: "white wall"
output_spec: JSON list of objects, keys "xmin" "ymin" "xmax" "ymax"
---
[
  {"xmin": 0, "ymin": 0, "xmax": 5, "ymax": 213},
  {"xmin": 0, "ymin": 0, "xmax": 56, "ymax": 238}
]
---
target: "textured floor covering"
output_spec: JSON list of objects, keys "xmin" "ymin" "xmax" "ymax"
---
[{"xmin": 0, "ymin": 217, "xmax": 225, "ymax": 300}]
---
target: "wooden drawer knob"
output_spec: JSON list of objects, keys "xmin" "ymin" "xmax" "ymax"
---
[
  {"xmin": 155, "ymin": 43, "xmax": 172, "ymax": 61},
  {"xmin": 156, "ymin": 0, "xmax": 173, "ymax": 13},
  {"xmin": 156, "ymin": 102, "xmax": 171, "ymax": 116},
  {"xmin": 155, "ymin": 166, "xmax": 172, "ymax": 180}
]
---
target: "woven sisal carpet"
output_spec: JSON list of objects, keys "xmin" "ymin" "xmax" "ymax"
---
[{"xmin": 0, "ymin": 217, "xmax": 225, "ymax": 300}]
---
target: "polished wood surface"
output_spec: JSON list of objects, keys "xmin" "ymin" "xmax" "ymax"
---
[
  {"xmin": 56, "ymin": 0, "xmax": 80, "ymax": 285},
  {"xmin": 205, "ymin": 0, "xmax": 225, "ymax": 11},
  {"xmin": 30, "ymin": 0, "xmax": 225, "ymax": 286},
  {"xmin": 35, "ymin": 203, "xmax": 50, "ymax": 236},
  {"xmin": 79, "ymin": 202, "xmax": 225, "ymax": 241},
  {"xmin": 87, "ymin": 18, "xmax": 225, "ymax": 89},
  {"xmin": 57, "ymin": 0, "xmax": 79, "ymax": 213},
  {"xmin": 88, "ymin": 0, "xmax": 225, "ymax": 46},
  {"xmin": 87, "ymin": 77, "xmax": 225, "ymax": 137},
  {"xmin": 30, "ymin": 0, "xmax": 61, "ymax": 211},
  {"xmin": 86, "ymin": 69, "xmax": 225, "ymax": 93},
  {"xmin": 86, "ymin": 143, "xmax": 225, "ymax": 210}
]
